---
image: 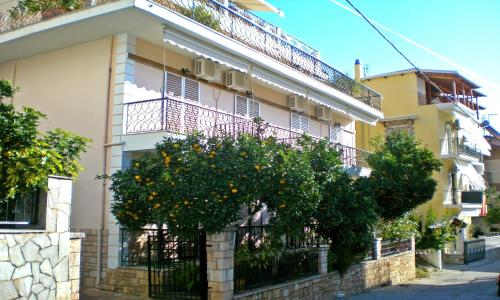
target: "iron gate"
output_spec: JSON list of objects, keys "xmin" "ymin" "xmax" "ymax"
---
[
  {"xmin": 148, "ymin": 229, "xmax": 208, "ymax": 299},
  {"xmin": 464, "ymin": 238, "xmax": 485, "ymax": 264}
]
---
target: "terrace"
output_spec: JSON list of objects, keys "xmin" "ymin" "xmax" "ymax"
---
[
  {"xmin": 0, "ymin": 0, "xmax": 382, "ymax": 111},
  {"xmin": 124, "ymin": 96, "xmax": 371, "ymax": 168}
]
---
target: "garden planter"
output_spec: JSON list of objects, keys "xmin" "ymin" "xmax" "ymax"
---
[{"xmin": 41, "ymin": 8, "xmax": 68, "ymax": 20}]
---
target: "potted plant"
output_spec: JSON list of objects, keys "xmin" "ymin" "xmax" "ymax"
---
[{"xmin": 10, "ymin": 0, "xmax": 83, "ymax": 20}]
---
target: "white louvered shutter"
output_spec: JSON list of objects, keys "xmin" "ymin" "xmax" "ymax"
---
[
  {"xmin": 166, "ymin": 72, "xmax": 182, "ymax": 98},
  {"xmin": 329, "ymin": 126, "xmax": 343, "ymax": 143},
  {"xmin": 184, "ymin": 78, "xmax": 200, "ymax": 102},
  {"xmin": 300, "ymin": 116, "xmax": 309, "ymax": 133},
  {"xmin": 235, "ymin": 95, "xmax": 248, "ymax": 116},
  {"xmin": 291, "ymin": 113, "xmax": 301, "ymax": 131},
  {"xmin": 249, "ymin": 99, "xmax": 260, "ymax": 118}
]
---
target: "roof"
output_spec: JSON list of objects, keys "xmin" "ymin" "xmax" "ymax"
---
[
  {"xmin": 363, "ymin": 69, "xmax": 486, "ymax": 97},
  {"xmin": 233, "ymin": 0, "xmax": 278, "ymax": 12}
]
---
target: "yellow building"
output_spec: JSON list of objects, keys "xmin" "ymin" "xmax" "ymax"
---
[{"xmin": 355, "ymin": 62, "xmax": 490, "ymax": 228}]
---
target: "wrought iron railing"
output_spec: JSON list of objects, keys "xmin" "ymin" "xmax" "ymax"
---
[
  {"xmin": 234, "ymin": 224, "xmax": 319, "ymax": 293},
  {"xmin": 0, "ymin": 190, "xmax": 39, "ymax": 227},
  {"xmin": 121, "ymin": 228, "xmax": 158, "ymax": 266},
  {"xmin": 154, "ymin": 0, "xmax": 381, "ymax": 110},
  {"xmin": 381, "ymin": 238, "xmax": 412, "ymax": 257},
  {"xmin": 440, "ymin": 138, "xmax": 483, "ymax": 161},
  {"xmin": 124, "ymin": 97, "xmax": 371, "ymax": 168},
  {"xmin": 0, "ymin": 0, "xmax": 382, "ymax": 111}
]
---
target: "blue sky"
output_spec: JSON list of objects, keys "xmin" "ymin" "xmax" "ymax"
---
[{"xmin": 255, "ymin": 0, "xmax": 500, "ymax": 128}]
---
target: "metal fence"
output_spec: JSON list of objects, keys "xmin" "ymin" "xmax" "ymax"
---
[
  {"xmin": 440, "ymin": 138, "xmax": 483, "ymax": 161},
  {"xmin": 234, "ymin": 225, "xmax": 319, "ymax": 293},
  {"xmin": 464, "ymin": 239, "xmax": 485, "ymax": 264},
  {"xmin": 0, "ymin": 190, "xmax": 39, "ymax": 227},
  {"xmin": 124, "ymin": 97, "xmax": 371, "ymax": 168},
  {"xmin": 121, "ymin": 228, "xmax": 158, "ymax": 266},
  {"xmin": 381, "ymin": 239, "xmax": 412, "ymax": 257}
]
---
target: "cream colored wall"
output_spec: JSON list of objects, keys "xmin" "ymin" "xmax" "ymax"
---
[
  {"xmin": 0, "ymin": 0, "xmax": 16, "ymax": 11},
  {"xmin": 0, "ymin": 38, "xmax": 112, "ymax": 229}
]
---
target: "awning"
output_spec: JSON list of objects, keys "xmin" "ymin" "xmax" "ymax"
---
[
  {"xmin": 453, "ymin": 112, "xmax": 491, "ymax": 155},
  {"xmin": 454, "ymin": 160, "xmax": 486, "ymax": 191},
  {"xmin": 233, "ymin": 0, "xmax": 279, "ymax": 12}
]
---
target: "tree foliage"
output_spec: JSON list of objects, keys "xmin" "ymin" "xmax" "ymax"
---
[
  {"xmin": 0, "ymin": 79, "xmax": 89, "ymax": 201},
  {"xmin": 486, "ymin": 187, "xmax": 500, "ymax": 225},
  {"xmin": 416, "ymin": 208, "xmax": 456, "ymax": 250},
  {"xmin": 378, "ymin": 214, "xmax": 419, "ymax": 240},
  {"xmin": 366, "ymin": 133, "xmax": 442, "ymax": 220}
]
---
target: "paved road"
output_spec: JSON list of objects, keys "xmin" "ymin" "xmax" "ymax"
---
[{"xmin": 349, "ymin": 237, "xmax": 500, "ymax": 300}]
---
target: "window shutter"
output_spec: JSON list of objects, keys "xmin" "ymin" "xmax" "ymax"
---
[
  {"xmin": 300, "ymin": 116, "xmax": 309, "ymax": 133},
  {"xmin": 184, "ymin": 78, "xmax": 200, "ymax": 102},
  {"xmin": 166, "ymin": 72, "xmax": 182, "ymax": 98},
  {"xmin": 249, "ymin": 99, "xmax": 260, "ymax": 118},
  {"xmin": 330, "ymin": 126, "xmax": 343, "ymax": 143},
  {"xmin": 291, "ymin": 113, "xmax": 301, "ymax": 131},
  {"xmin": 235, "ymin": 95, "xmax": 248, "ymax": 116}
]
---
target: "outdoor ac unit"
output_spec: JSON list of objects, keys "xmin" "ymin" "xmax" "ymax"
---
[
  {"xmin": 194, "ymin": 58, "xmax": 219, "ymax": 82},
  {"xmin": 316, "ymin": 105, "xmax": 330, "ymax": 121},
  {"xmin": 225, "ymin": 70, "xmax": 249, "ymax": 91},
  {"xmin": 288, "ymin": 95, "xmax": 307, "ymax": 112}
]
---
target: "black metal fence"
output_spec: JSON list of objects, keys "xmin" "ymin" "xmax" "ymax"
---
[
  {"xmin": 0, "ymin": 190, "xmax": 39, "ymax": 227},
  {"xmin": 440, "ymin": 138, "xmax": 483, "ymax": 161},
  {"xmin": 148, "ymin": 229, "xmax": 207, "ymax": 299},
  {"xmin": 234, "ymin": 225, "xmax": 319, "ymax": 293},
  {"xmin": 381, "ymin": 239, "xmax": 412, "ymax": 257},
  {"xmin": 464, "ymin": 239, "xmax": 485, "ymax": 264}
]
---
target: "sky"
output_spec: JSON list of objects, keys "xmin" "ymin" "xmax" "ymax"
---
[{"xmin": 254, "ymin": 0, "xmax": 500, "ymax": 128}]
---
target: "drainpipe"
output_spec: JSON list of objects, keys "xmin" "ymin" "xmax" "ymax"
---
[{"xmin": 96, "ymin": 35, "xmax": 116, "ymax": 287}]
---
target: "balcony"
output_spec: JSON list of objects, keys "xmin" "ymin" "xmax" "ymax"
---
[
  {"xmin": 0, "ymin": 0, "xmax": 382, "ymax": 111},
  {"xmin": 124, "ymin": 97, "xmax": 370, "ymax": 168},
  {"xmin": 440, "ymin": 138, "xmax": 483, "ymax": 162}
]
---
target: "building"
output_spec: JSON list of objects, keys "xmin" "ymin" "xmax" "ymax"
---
[
  {"xmin": 355, "ymin": 62, "xmax": 490, "ymax": 231},
  {"xmin": 0, "ymin": 0, "xmax": 383, "ymax": 297}
]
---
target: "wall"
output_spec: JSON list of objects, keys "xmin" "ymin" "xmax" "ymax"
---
[
  {"xmin": 0, "ymin": 38, "xmax": 112, "ymax": 231},
  {"xmin": 0, "ymin": 177, "xmax": 83, "ymax": 300},
  {"xmin": 233, "ymin": 251, "xmax": 415, "ymax": 300}
]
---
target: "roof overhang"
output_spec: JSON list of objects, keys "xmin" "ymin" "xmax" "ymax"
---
[{"xmin": 234, "ymin": 0, "xmax": 278, "ymax": 12}]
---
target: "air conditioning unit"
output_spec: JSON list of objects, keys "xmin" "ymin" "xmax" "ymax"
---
[
  {"xmin": 194, "ymin": 58, "xmax": 219, "ymax": 82},
  {"xmin": 288, "ymin": 95, "xmax": 307, "ymax": 112},
  {"xmin": 316, "ymin": 105, "xmax": 330, "ymax": 121},
  {"xmin": 225, "ymin": 70, "xmax": 250, "ymax": 91}
]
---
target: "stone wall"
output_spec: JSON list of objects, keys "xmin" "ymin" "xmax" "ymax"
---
[
  {"xmin": 0, "ymin": 177, "xmax": 84, "ymax": 300},
  {"xmin": 233, "ymin": 251, "xmax": 415, "ymax": 300},
  {"xmin": 74, "ymin": 228, "xmax": 108, "ymax": 289}
]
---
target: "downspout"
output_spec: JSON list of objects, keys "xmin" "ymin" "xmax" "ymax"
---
[{"xmin": 97, "ymin": 35, "xmax": 116, "ymax": 287}]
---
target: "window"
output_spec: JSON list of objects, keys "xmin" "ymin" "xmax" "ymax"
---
[
  {"xmin": 385, "ymin": 125, "xmax": 414, "ymax": 136},
  {"xmin": 165, "ymin": 72, "xmax": 200, "ymax": 102},
  {"xmin": 291, "ymin": 113, "xmax": 309, "ymax": 132},
  {"xmin": 0, "ymin": 190, "xmax": 39, "ymax": 228},
  {"xmin": 235, "ymin": 95, "xmax": 260, "ymax": 118},
  {"xmin": 329, "ymin": 125, "xmax": 343, "ymax": 143}
]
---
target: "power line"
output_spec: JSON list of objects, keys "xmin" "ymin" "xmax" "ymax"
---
[{"xmin": 343, "ymin": 0, "xmax": 479, "ymax": 123}]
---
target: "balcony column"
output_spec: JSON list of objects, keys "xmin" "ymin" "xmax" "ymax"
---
[
  {"xmin": 222, "ymin": 0, "xmax": 229, "ymax": 7},
  {"xmin": 451, "ymin": 81, "xmax": 457, "ymax": 102}
]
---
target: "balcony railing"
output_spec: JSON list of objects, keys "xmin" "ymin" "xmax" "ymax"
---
[
  {"xmin": 440, "ymin": 138, "xmax": 483, "ymax": 161},
  {"xmin": 124, "ymin": 97, "xmax": 370, "ymax": 168},
  {"xmin": 0, "ymin": 0, "xmax": 382, "ymax": 111}
]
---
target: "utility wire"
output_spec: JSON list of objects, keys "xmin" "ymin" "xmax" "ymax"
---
[{"xmin": 343, "ymin": 0, "xmax": 479, "ymax": 123}]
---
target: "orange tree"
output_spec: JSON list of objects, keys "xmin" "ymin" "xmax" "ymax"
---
[{"xmin": 107, "ymin": 134, "xmax": 323, "ymax": 240}]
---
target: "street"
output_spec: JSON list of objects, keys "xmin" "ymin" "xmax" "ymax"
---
[{"xmin": 349, "ymin": 237, "xmax": 500, "ymax": 300}]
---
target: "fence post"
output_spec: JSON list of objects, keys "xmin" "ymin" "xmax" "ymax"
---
[
  {"xmin": 206, "ymin": 229, "xmax": 235, "ymax": 300},
  {"xmin": 318, "ymin": 245, "xmax": 329, "ymax": 275},
  {"xmin": 373, "ymin": 238, "xmax": 382, "ymax": 260}
]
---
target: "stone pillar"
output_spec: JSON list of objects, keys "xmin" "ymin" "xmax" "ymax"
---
[
  {"xmin": 318, "ymin": 245, "xmax": 329, "ymax": 275},
  {"xmin": 373, "ymin": 238, "xmax": 382, "ymax": 260},
  {"xmin": 206, "ymin": 230, "xmax": 235, "ymax": 300},
  {"xmin": 410, "ymin": 234, "xmax": 415, "ymax": 251}
]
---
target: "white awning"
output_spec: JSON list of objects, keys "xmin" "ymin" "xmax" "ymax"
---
[
  {"xmin": 454, "ymin": 160, "xmax": 486, "ymax": 191},
  {"xmin": 453, "ymin": 112, "xmax": 491, "ymax": 155}
]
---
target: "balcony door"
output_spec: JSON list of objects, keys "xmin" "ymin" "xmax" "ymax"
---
[{"xmin": 164, "ymin": 72, "xmax": 200, "ymax": 134}]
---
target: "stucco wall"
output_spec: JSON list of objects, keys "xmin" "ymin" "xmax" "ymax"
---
[{"xmin": 0, "ymin": 38, "xmax": 112, "ymax": 230}]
